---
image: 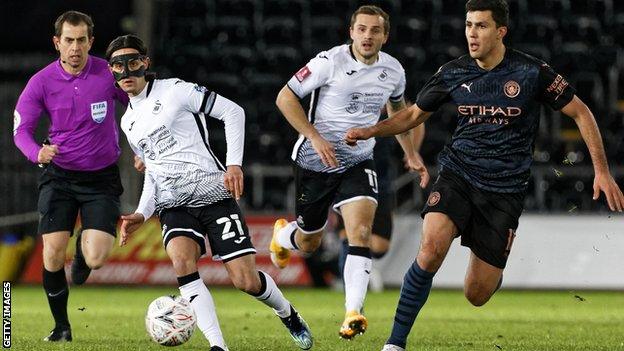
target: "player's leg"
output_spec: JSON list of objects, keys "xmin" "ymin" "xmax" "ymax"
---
[
  {"xmin": 338, "ymin": 191, "xmax": 393, "ymax": 290},
  {"xmin": 462, "ymin": 190, "xmax": 523, "ymax": 306},
  {"xmin": 337, "ymin": 198, "xmax": 376, "ymax": 339},
  {"xmin": 464, "ymin": 253, "xmax": 504, "ymax": 306},
  {"xmin": 331, "ymin": 159, "xmax": 379, "ymax": 339},
  {"xmin": 161, "ymin": 208, "xmax": 228, "ymax": 350},
  {"xmin": 270, "ymin": 165, "xmax": 338, "ymax": 268},
  {"xmin": 71, "ymin": 165, "xmax": 123, "ymax": 284},
  {"xmin": 384, "ymin": 170, "xmax": 472, "ymax": 350},
  {"xmin": 224, "ymin": 255, "xmax": 313, "ymax": 349},
  {"xmin": 384, "ymin": 212, "xmax": 456, "ymax": 349},
  {"xmin": 38, "ymin": 177, "xmax": 79, "ymax": 342},
  {"xmin": 41, "ymin": 231, "xmax": 72, "ymax": 341},
  {"xmin": 77, "ymin": 229, "xmax": 115, "ymax": 270},
  {"xmin": 204, "ymin": 199, "xmax": 312, "ymax": 349}
]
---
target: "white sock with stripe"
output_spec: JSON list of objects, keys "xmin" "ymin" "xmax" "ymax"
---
[
  {"xmin": 178, "ymin": 272, "xmax": 227, "ymax": 350},
  {"xmin": 344, "ymin": 246, "xmax": 372, "ymax": 313}
]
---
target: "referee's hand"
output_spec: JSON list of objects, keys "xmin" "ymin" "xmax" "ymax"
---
[
  {"xmin": 224, "ymin": 165, "xmax": 244, "ymax": 200},
  {"xmin": 37, "ymin": 144, "xmax": 59, "ymax": 164},
  {"xmin": 120, "ymin": 213, "xmax": 145, "ymax": 246}
]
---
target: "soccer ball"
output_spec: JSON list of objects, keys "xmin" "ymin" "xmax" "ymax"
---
[{"xmin": 145, "ymin": 295, "xmax": 196, "ymax": 346}]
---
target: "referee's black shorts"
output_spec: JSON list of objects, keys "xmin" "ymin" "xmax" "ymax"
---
[{"xmin": 37, "ymin": 163, "xmax": 123, "ymax": 236}]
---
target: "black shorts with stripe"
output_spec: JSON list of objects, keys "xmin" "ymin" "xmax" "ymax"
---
[
  {"xmin": 421, "ymin": 168, "xmax": 525, "ymax": 269},
  {"xmin": 294, "ymin": 159, "xmax": 378, "ymax": 232},
  {"xmin": 159, "ymin": 199, "xmax": 256, "ymax": 261}
]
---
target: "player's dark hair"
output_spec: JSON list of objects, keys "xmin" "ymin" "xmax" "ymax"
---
[
  {"xmin": 350, "ymin": 5, "xmax": 390, "ymax": 34},
  {"xmin": 105, "ymin": 34, "xmax": 148, "ymax": 60},
  {"xmin": 466, "ymin": 0, "xmax": 509, "ymax": 28},
  {"xmin": 54, "ymin": 10, "xmax": 94, "ymax": 38}
]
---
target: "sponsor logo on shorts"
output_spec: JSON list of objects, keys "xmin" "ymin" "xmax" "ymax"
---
[
  {"xmin": 296, "ymin": 215, "xmax": 305, "ymax": 227},
  {"xmin": 427, "ymin": 191, "xmax": 441, "ymax": 206}
]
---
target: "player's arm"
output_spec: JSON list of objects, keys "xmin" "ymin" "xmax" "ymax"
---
[
  {"xmin": 277, "ymin": 54, "xmax": 338, "ymax": 168},
  {"xmin": 345, "ymin": 104, "xmax": 432, "ymax": 144},
  {"xmin": 348, "ymin": 67, "xmax": 449, "ymax": 144},
  {"xmin": 276, "ymin": 86, "xmax": 338, "ymax": 168},
  {"xmin": 386, "ymin": 99, "xmax": 430, "ymax": 188},
  {"xmin": 13, "ymin": 79, "xmax": 59, "ymax": 164},
  {"xmin": 561, "ymin": 96, "xmax": 624, "ymax": 211},
  {"xmin": 179, "ymin": 82, "xmax": 246, "ymax": 199},
  {"xmin": 275, "ymin": 86, "xmax": 337, "ymax": 167},
  {"xmin": 207, "ymin": 94, "xmax": 246, "ymax": 200},
  {"xmin": 120, "ymin": 170, "xmax": 155, "ymax": 246}
]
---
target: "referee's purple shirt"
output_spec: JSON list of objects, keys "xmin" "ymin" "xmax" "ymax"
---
[{"xmin": 13, "ymin": 55, "xmax": 128, "ymax": 171}]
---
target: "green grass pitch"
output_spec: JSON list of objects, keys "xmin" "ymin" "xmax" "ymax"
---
[{"xmin": 9, "ymin": 286, "xmax": 624, "ymax": 350}]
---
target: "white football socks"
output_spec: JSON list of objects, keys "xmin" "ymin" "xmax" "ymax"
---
[
  {"xmin": 178, "ymin": 277, "xmax": 227, "ymax": 350},
  {"xmin": 252, "ymin": 271, "xmax": 292, "ymax": 318},
  {"xmin": 276, "ymin": 221, "xmax": 299, "ymax": 250},
  {"xmin": 344, "ymin": 249, "xmax": 372, "ymax": 313}
]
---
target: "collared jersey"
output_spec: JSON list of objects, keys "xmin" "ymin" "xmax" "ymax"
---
[
  {"xmin": 416, "ymin": 48, "xmax": 575, "ymax": 193},
  {"xmin": 287, "ymin": 44, "xmax": 406, "ymax": 173},
  {"xmin": 14, "ymin": 56, "xmax": 128, "ymax": 170},
  {"xmin": 120, "ymin": 78, "xmax": 245, "ymax": 216}
]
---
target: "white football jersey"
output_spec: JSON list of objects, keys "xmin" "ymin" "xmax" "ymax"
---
[
  {"xmin": 120, "ymin": 78, "xmax": 245, "ymax": 218},
  {"xmin": 287, "ymin": 44, "xmax": 406, "ymax": 173}
]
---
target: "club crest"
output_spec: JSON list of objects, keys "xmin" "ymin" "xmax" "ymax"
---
[{"xmin": 504, "ymin": 80, "xmax": 520, "ymax": 98}]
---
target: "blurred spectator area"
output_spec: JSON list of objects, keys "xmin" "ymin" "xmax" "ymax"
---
[
  {"xmin": 150, "ymin": 0, "xmax": 624, "ymax": 212},
  {"xmin": 1, "ymin": 0, "xmax": 623, "ymax": 217}
]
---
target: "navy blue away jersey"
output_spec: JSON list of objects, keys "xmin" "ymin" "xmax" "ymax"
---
[{"xmin": 416, "ymin": 48, "xmax": 575, "ymax": 193}]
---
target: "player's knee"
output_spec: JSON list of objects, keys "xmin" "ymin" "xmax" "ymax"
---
[
  {"xmin": 85, "ymin": 254, "xmax": 108, "ymax": 270},
  {"xmin": 231, "ymin": 272, "xmax": 261, "ymax": 294},
  {"xmin": 169, "ymin": 254, "xmax": 197, "ymax": 276},
  {"xmin": 418, "ymin": 240, "xmax": 447, "ymax": 267},
  {"xmin": 43, "ymin": 245, "xmax": 66, "ymax": 270},
  {"xmin": 347, "ymin": 224, "xmax": 372, "ymax": 246},
  {"xmin": 464, "ymin": 286, "xmax": 492, "ymax": 307}
]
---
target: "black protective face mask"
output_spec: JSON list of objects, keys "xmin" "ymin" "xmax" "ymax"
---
[{"xmin": 108, "ymin": 53, "xmax": 147, "ymax": 81}]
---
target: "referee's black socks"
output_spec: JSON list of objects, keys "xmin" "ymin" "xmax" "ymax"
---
[{"xmin": 43, "ymin": 267, "xmax": 70, "ymax": 329}]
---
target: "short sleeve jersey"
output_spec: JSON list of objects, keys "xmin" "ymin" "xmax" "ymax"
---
[
  {"xmin": 287, "ymin": 44, "xmax": 406, "ymax": 173},
  {"xmin": 416, "ymin": 48, "xmax": 575, "ymax": 193},
  {"xmin": 121, "ymin": 78, "xmax": 242, "ymax": 212}
]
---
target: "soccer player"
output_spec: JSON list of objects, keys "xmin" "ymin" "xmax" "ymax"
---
[
  {"xmin": 270, "ymin": 5, "xmax": 429, "ymax": 340},
  {"xmin": 345, "ymin": 1, "xmax": 624, "ymax": 350},
  {"xmin": 13, "ymin": 11, "xmax": 128, "ymax": 342},
  {"xmin": 109, "ymin": 35, "xmax": 313, "ymax": 351}
]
